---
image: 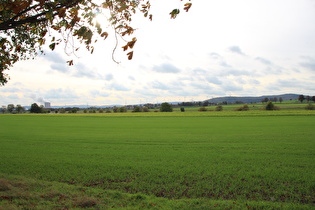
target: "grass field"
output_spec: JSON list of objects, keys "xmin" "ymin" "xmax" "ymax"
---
[{"xmin": 0, "ymin": 110, "xmax": 314, "ymax": 209}]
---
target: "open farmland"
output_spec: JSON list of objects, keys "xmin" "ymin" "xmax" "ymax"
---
[{"xmin": 0, "ymin": 111, "xmax": 314, "ymax": 209}]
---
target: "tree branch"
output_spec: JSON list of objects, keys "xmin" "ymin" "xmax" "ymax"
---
[{"xmin": 0, "ymin": 0, "xmax": 83, "ymax": 31}]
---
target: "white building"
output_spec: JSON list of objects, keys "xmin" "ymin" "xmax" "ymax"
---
[{"xmin": 44, "ymin": 102, "xmax": 51, "ymax": 108}]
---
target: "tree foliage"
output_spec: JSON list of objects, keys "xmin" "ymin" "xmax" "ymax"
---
[
  {"xmin": 160, "ymin": 102, "xmax": 173, "ymax": 112},
  {"xmin": 305, "ymin": 103, "xmax": 314, "ymax": 110},
  {"xmin": 298, "ymin": 95, "xmax": 305, "ymax": 103},
  {"xmin": 16, "ymin": 104, "xmax": 25, "ymax": 113},
  {"xmin": 0, "ymin": 0, "xmax": 192, "ymax": 85},
  {"xmin": 30, "ymin": 103, "xmax": 42, "ymax": 113},
  {"xmin": 7, "ymin": 103, "xmax": 14, "ymax": 113},
  {"xmin": 215, "ymin": 105, "xmax": 223, "ymax": 111},
  {"xmin": 235, "ymin": 104, "xmax": 249, "ymax": 111},
  {"xmin": 265, "ymin": 101, "xmax": 280, "ymax": 111}
]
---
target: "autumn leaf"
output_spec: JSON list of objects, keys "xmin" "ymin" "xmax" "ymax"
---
[
  {"xmin": 122, "ymin": 45, "xmax": 128, "ymax": 51},
  {"xmin": 58, "ymin": 8, "xmax": 67, "ymax": 18},
  {"xmin": 67, "ymin": 60, "xmax": 74, "ymax": 66},
  {"xmin": 40, "ymin": 30, "xmax": 47, "ymax": 37},
  {"xmin": 128, "ymin": 37, "xmax": 137, "ymax": 49},
  {"xmin": 9, "ymin": 1, "xmax": 31, "ymax": 14},
  {"xmin": 184, "ymin": 3, "xmax": 192, "ymax": 12},
  {"xmin": 127, "ymin": 51, "xmax": 133, "ymax": 60},
  {"xmin": 15, "ymin": 45, "xmax": 21, "ymax": 52},
  {"xmin": 100, "ymin": 32, "xmax": 108, "ymax": 39},
  {"xmin": 122, "ymin": 38, "xmax": 137, "ymax": 51}
]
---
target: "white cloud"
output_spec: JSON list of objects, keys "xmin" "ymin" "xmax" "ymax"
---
[
  {"xmin": 255, "ymin": 57, "xmax": 272, "ymax": 65},
  {"xmin": 128, "ymin": 76, "xmax": 135, "ymax": 81},
  {"xmin": 90, "ymin": 90, "xmax": 110, "ymax": 98},
  {"xmin": 152, "ymin": 81, "xmax": 170, "ymax": 90},
  {"xmin": 105, "ymin": 74, "xmax": 114, "ymax": 81},
  {"xmin": 44, "ymin": 88, "xmax": 79, "ymax": 100},
  {"xmin": 300, "ymin": 57, "xmax": 315, "ymax": 71},
  {"xmin": 51, "ymin": 63, "xmax": 69, "ymax": 73},
  {"xmin": 107, "ymin": 82, "xmax": 130, "ymax": 91},
  {"xmin": 152, "ymin": 63, "xmax": 181, "ymax": 73},
  {"xmin": 228, "ymin": 46, "xmax": 245, "ymax": 56},
  {"xmin": 221, "ymin": 82, "xmax": 244, "ymax": 92},
  {"xmin": 220, "ymin": 69, "xmax": 251, "ymax": 77},
  {"xmin": 1, "ymin": 87, "xmax": 21, "ymax": 93},
  {"xmin": 206, "ymin": 77, "xmax": 222, "ymax": 85},
  {"xmin": 7, "ymin": 94, "xmax": 20, "ymax": 100},
  {"xmin": 43, "ymin": 52, "xmax": 65, "ymax": 64}
]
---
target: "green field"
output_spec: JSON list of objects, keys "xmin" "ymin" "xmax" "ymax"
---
[{"xmin": 0, "ymin": 111, "xmax": 314, "ymax": 209}]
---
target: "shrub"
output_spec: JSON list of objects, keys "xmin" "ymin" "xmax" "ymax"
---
[
  {"xmin": 160, "ymin": 102, "xmax": 173, "ymax": 112},
  {"xmin": 235, "ymin": 104, "xmax": 250, "ymax": 111},
  {"xmin": 198, "ymin": 107, "xmax": 207, "ymax": 112},
  {"xmin": 265, "ymin": 101, "xmax": 274, "ymax": 110},
  {"xmin": 265, "ymin": 101, "xmax": 280, "ymax": 110},
  {"xmin": 105, "ymin": 109, "xmax": 111, "ymax": 113},
  {"xmin": 133, "ymin": 106, "xmax": 141, "ymax": 112},
  {"xmin": 305, "ymin": 103, "xmax": 314, "ymax": 110},
  {"xmin": 215, "ymin": 105, "xmax": 223, "ymax": 111},
  {"xmin": 98, "ymin": 109, "xmax": 103, "ymax": 113},
  {"xmin": 113, "ymin": 107, "xmax": 119, "ymax": 113},
  {"xmin": 119, "ymin": 107, "xmax": 127, "ymax": 113},
  {"xmin": 142, "ymin": 106, "xmax": 149, "ymax": 112},
  {"xmin": 180, "ymin": 107, "xmax": 185, "ymax": 112}
]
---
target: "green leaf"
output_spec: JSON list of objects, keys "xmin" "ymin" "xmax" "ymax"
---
[
  {"xmin": 170, "ymin": 9, "xmax": 180, "ymax": 19},
  {"xmin": 49, "ymin": 43, "xmax": 56, "ymax": 51}
]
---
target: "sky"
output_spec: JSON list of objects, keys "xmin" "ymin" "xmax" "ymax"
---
[{"xmin": 1, "ymin": 0, "xmax": 315, "ymax": 106}]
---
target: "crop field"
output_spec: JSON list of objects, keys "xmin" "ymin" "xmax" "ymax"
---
[{"xmin": 0, "ymin": 111, "xmax": 314, "ymax": 209}]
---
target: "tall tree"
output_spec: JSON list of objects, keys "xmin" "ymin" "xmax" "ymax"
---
[
  {"xmin": 298, "ymin": 95, "xmax": 305, "ymax": 103},
  {"xmin": 30, "ymin": 103, "xmax": 42, "ymax": 113},
  {"xmin": 305, "ymin": 96, "xmax": 311, "ymax": 102},
  {"xmin": 160, "ymin": 102, "xmax": 173, "ymax": 112},
  {"xmin": 7, "ymin": 104, "xmax": 15, "ymax": 113},
  {"xmin": 279, "ymin": 97, "xmax": 283, "ymax": 103},
  {"xmin": 0, "ymin": 0, "xmax": 192, "ymax": 85},
  {"xmin": 16, "ymin": 104, "xmax": 25, "ymax": 113},
  {"xmin": 0, "ymin": 105, "xmax": 6, "ymax": 113},
  {"xmin": 261, "ymin": 97, "xmax": 269, "ymax": 103}
]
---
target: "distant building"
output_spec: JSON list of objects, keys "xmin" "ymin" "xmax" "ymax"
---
[{"xmin": 44, "ymin": 102, "xmax": 51, "ymax": 108}]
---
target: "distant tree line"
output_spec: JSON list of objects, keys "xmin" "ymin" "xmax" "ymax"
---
[
  {"xmin": 261, "ymin": 97, "xmax": 282, "ymax": 103},
  {"xmin": 2, "ymin": 95, "xmax": 315, "ymax": 114},
  {"xmin": 1, "ymin": 104, "xmax": 25, "ymax": 114},
  {"xmin": 298, "ymin": 95, "xmax": 315, "ymax": 103},
  {"xmin": 260, "ymin": 95, "xmax": 315, "ymax": 104}
]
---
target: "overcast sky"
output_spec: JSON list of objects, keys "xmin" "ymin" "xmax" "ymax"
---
[{"xmin": 1, "ymin": 0, "xmax": 315, "ymax": 106}]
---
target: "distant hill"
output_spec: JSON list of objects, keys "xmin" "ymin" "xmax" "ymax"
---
[{"xmin": 205, "ymin": 94, "xmax": 300, "ymax": 104}]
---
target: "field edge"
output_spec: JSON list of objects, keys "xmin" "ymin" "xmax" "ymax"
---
[{"xmin": 0, "ymin": 173, "xmax": 313, "ymax": 209}]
